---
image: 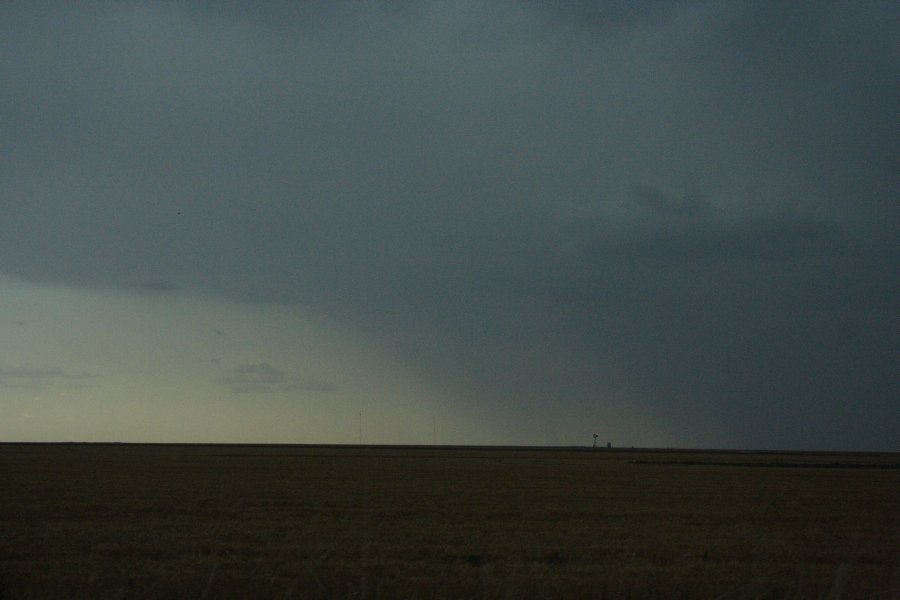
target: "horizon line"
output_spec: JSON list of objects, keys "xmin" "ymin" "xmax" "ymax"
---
[{"xmin": 0, "ymin": 441, "xmax": 896, "ymax": 456}]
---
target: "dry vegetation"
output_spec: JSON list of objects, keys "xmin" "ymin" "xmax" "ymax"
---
[{"xmin": 0, "ymin": 444, "xmax": 897, "ymax": 599}]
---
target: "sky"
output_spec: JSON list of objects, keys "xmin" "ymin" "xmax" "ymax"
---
[{"xmin": 1, "ymin": 1, "xmax": 897, "ymax": 450}]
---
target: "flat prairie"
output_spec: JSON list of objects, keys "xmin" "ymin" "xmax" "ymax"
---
[{"xmin": 0, "ymin": 444, "xmax": 897, "ymax": 599}]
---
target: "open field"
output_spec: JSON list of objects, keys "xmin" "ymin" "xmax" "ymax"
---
[{"xmin": 1, "ymin": 444, "xmax": 897, "ymax": 599}]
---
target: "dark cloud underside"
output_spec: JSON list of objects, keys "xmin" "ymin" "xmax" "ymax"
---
[{"xmin": 1, "ymin": 1, "xmax": 897, "ymax": 449}]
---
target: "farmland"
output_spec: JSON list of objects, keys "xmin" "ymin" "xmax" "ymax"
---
[{"xmin": 0, "ymin": 444, "xmax": 897, "ymax": 598}]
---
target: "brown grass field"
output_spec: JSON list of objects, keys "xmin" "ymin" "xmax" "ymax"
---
[{"xmin": 0, "ymin": 444, "xmax": 897, "ymax": 599}]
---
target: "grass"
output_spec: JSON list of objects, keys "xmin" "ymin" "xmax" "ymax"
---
[
  {"xmin": 0, "ymin": 444, "xmax": 897, "ymax": 598},
  {"xmin": 629, "ymin": 460, "xmax": 900, "ymax": 469}
]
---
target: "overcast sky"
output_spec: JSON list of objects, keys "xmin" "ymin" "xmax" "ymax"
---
[{"xmin": 2, "ymin": 1, "xmax": 897, "ymax": 449}]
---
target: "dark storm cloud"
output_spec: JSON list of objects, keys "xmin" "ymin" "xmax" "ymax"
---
[
  {"xmin": 631, "ymin": 185, "xmax": 708, "ymax": 218},
  {"xmin": 589, "ymin": 216, "xmax": 845, "ymax": 262},
  {"xmin": 130, "ymin": 280, "xmax": 183, "ymax": 294},
  {"xmin": 1, "ymin": 1, "xmax": 897, "ymax": 448}
]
